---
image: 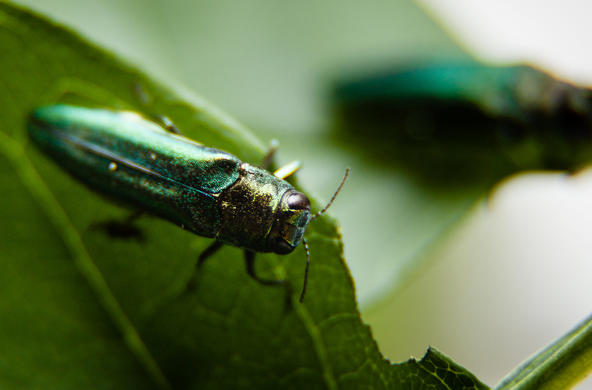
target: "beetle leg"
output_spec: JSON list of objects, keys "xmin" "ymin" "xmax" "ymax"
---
[
  {"xmin": 130, "ymin": 83, "xmax": 182, "ymax": 134},
  {"xmin": 155, "ymin": 115, "xmax": 181, "ymax": 134},
  {"xmin": 261, "ymin": 139, "xmax": 279, "ymax": 169},
  {"xmin": 197, "ymin": 241, "xmax": 224, "ymax": 267},
  {"xmin": 263, "ymin": 139, "xmax": 302, "ymax": 180},
  {"xmin": 244, "ymin": 251, "xmax": 285, "ymax": 285},
  {"xmin": 131, "ymin": 82, "xmax": 152, "ymax": 106},
  {"xmin": 91, "ymin": 210, "xmax": 144, "ymax": 241},
  {"xmin": 184, "ymin": 241, "xmax": 224, "ymax": 293},
  {"xmin": 273, "ymin": 160, "xmax": 301, "ymax": 179}
]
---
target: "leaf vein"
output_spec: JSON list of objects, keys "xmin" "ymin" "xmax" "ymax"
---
[{"xmin": 0, "ymin": 132, "xmax": 171, "ymax": 390}]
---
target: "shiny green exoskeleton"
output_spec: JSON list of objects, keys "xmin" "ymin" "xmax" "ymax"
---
[
  {"xmin": 334, "ymin": 60, "xmax": 592, "ymax": 183},
  {"xmin": 28, "ymin": 105, "xmax": 338, "ymax": 301}
]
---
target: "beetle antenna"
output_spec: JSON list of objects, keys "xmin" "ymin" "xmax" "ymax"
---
[
  {"xmin": 300, "ymin": 168, "xmax": 348, "ymax": 302},
  {"xmin": 311, "ymin": 168, "xmax": 350, "ymax": 220},
  {"xmin": 299, "ymin": 237, "xmax": 311, "ymax": 302}
]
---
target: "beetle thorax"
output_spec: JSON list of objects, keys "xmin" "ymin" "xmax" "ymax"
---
[{"xmin": 216, "ymin": 163, "xmax": 292, "ymax": 252}]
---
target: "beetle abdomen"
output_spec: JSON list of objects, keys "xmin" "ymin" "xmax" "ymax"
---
[{"xmin": 28, "ymin": 105, "xmax": 242, "ymax": 237}]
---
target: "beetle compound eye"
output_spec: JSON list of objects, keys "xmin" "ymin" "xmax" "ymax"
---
[
  {"xmin": 273, "ymin": 239, "xmax": 294, "ymax": 255},
  {"xmin": 287, "ymin": 192, "xmax": 310, "ymax": 210}
]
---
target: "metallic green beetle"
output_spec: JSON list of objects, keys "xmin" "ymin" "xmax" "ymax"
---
[
  {"xmin": 334, "ymin": 60, "xmax": 592, "ymax": 181},
  {"xmin": 28, "ymin": 105, "xmax": 346, "ymax": 301}
]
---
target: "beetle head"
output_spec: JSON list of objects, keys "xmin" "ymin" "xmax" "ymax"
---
[{"xmin": 268, "ymin": 190, "xmax": 311, "ymax": 255}]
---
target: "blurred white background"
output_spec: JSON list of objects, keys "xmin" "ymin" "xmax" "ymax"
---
[
  {"xmin": 370, "ymin": 0, "xmax": 592, "ymax": 387},
  {"xmin": 421, "ymin": 0, "xmax": 592, "ymax": 84}
]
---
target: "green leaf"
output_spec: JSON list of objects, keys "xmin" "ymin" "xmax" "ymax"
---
[
  {"xmin": 496, "ymin": 313, "xmax": 592, "ymax": 390},
  {"xmin": 0, "ymin": 2, "xmax": 488, "ymax": 389}
]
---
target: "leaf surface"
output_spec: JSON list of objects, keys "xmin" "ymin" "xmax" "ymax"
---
[{"xmin": 0, "ymin": 3, "xmax": 488, "ymax": 389}]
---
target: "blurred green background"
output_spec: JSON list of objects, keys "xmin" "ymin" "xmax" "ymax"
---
[{"xmin": 13, "ymin": 0, "xmax": 592, "ymax": 387}]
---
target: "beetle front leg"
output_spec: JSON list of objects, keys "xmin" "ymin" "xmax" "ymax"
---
[
  {"xmin": 261, "ymin": 139, "xmax": 301, "ymax": 180},
  {"xmin": 244, "ymin": 251, "xmax": 285, "ymax": 285},
  {"xmin": 261, "ymin": 139, "xmax": 279, "ymax": 170},
  {"xmin": 185, "ymin": 240, "xmax": 224, "ymax": 292},
  {"xmin": 197, "ymin": 241, "xmax": 224, "ymax": 267}
]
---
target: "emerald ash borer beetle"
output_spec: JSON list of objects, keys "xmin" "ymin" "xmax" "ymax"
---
[
  {"xmin": 27, "ymin": 104, "xmax": 348, "ymax": 302},
  {"xmin": 334, "ymin": 60, "xmax": 592, "ymax": 180}
]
